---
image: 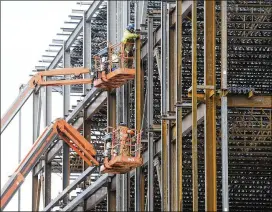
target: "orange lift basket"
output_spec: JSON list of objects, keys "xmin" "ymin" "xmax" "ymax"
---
[
  {"xmin": 100, "ymin": 125, "xmax": 143, "ymax": 174},
  {"xmin": 93, "ymin": 42, "xmax": 136, "ymax": 89}
]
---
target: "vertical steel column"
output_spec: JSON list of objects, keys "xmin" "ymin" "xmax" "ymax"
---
[
  {"xmin": 135, "ymin": 1, "xmax": 144, "ymax": 211},
  {"xmin": 44, "ymin": 157, "xmax": 51, "ymax": 206},
  {"xmin": 83, "ymin": 12, "xmax": 92, "ymax": 94},
  {"xmin": 204, "ymin": 1, "xmax": 217, "ymax": 211},
  {"xmin": 154, "ymin": 157, "xmax": 162, "ymax": 197},
  {"xmin": 221, "ymin": 1, "xmax": 229, "ymax": 211},
  {"xmin": 107, "ymin": 183, "xmax": 116, "ymax": 212},
  {"xmin": 122, "ymin": 2, "xmax": 130, "ymax": 211},
  {"xmin": 83, "ymin": 8, "xmax": 92, "ymax": 175},
  {"xmin": 107, "ymin": 1, "xmax": 117, "ymax": 211},
  {"xmin": 116, "ymin": 1, "xmax": 123, "ymax": 127},
  {"xmin": 134, "ymin": 25, "xmax": 144, "ymax": 212},
  {"xmin": 62, "ymin": 42, "xmax": 70, "ymax": 204},
  {"xmin": 106, "ymin": 92, "xmax": 116, "ymax": 212},
  {"xmin": 35, "ymin": 177, "xmax": 42, "ymax": 211},
  {"xmin": 175, "ymin": 1, "xmax": 183, "ymax": 211},
  {"xmin": 147, "ymin": 16, "xmax": 154, "ymax": 211},
  {"xmin": 168, "ymin": 5, "xmax": 176, "ymax": 210},
  {"xmin": 32, "ymin": 89, "xmax": 42, "ymax": 211},
  {"xmin": 44, "ymin": 83, "xmax": 52, "ymax": 206},
  {"xmin": 115, "ymin": 2, "xmax": 123, "ymax": 209},
  {"xmin": 138, "ymin": 1, "xmax": 148, "ymax": 30},
  {"xmin": 192, "ymin": 1, "xmax": 199, "ymax": 211},
  {"xmin": 161, "ymin": 1, "xmax": 168, "ymax": 211}
]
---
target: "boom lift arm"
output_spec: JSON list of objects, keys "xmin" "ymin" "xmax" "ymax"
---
[
  {"xmin": 1, "ymin": 68, "xmax": 92, "ymax": 134},
  {"xmin": 0, "ymin": 118, "xmax": 98, "ymax": 210}
]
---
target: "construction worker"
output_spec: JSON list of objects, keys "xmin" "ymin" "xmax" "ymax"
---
[
  {"xmin": 121, "ymin": 23, "xmax": 140, "ymax": 68},
  {"xmin": 103, "ymin": 133, "xmax": 112, "ymax": 159},
  {"xmin": 101, "ymin": 56, "xmax": 109, "ymax": 74},
  {"xmin": 118, "ymin": 123, "xmax": 134, "ymax": 157},
  {"xmin": 111, "ymin": 53, "xmax": 119, "ymax": 71}
]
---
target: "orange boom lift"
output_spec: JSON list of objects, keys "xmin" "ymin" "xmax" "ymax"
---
[
  {"xmin": 1, "ymin": 67, "xmax": 93, "ymax": 134},
  {"xmin": 0, "ymin": 118, "xmax": 98, "ymax": 210}
]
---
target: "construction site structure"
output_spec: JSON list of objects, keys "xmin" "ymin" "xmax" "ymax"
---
[
  {"xmin": 1, "ymin": 68, "xmax": 93, "ymax": 134},
  {"xmin": 0, "ymin": 118, "xmax": 98, "ymax": 210},
  {"xmin": 1, "ymin": 1, "xmax": 272, "ymax": 212}
]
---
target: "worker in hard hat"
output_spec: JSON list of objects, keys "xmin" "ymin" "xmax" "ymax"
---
[
  {"xmin": 118, "ymin": 123, "xmax": 135, "ymax": 157},
  {"xmin": 121, "ymin": 23, "xmax": 140, "ymax": 68},
  {"xmin": 101, "ymin": 57, "xmax": 109, "ymax": 73},
  {"xmin": 111, "ymin": 53, "xmax": 119, "ymax": 72}
]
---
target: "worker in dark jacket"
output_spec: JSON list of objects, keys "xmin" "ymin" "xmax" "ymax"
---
[{"xmin": 121, "ymin": 23, "xmax": 140, "ymax": 68}]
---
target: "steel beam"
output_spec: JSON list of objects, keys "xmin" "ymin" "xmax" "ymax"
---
[
  {"xmin": 35, "ymin": 177, "xmax": 42, "ymax": 211},
  {"xmin": 204, "ymin": 1, "xmax": 217, "ymax": 210},
  {"xmin": 220, "ymin": 95, "xmax": 272, "ymax": 108},
  {"xmin": 85, "ymin": 187, "xmax": 107, "ymax": 209},
  {"xmin": 85, "ymin": 104, "xmax": 206, "ymax": 210},
  {"xmin": 1, "ymin": 84, "xmax": 34, "ymax": 134},
  {"xmin": 35, "ymin": 0, "xmax": 195, "ymax": 176},
  {"xmin": 147, "ymin": 16, "xmax": 154, "ymax": 211},
  {"xmin": 62, "ymin": 42, "xmax": 70, "ymax": 204},
  {"xmin": 107, "ymin": 182, "xmax": 116, "ymax": 212},
  {"xmin": 83, "ymin": 12, "xmax": 92, "ymax": 93},
  {"xmin": 43, "ymin": 167, "xmax": 96, "ymax": 211},
  {"xmin": 36, "ymin": 88, "xmax": 103, "ymax": 167},
  {"xmin": 161, "ymin": 1, "xmax": 168, "ymax": 211},
  {"xmin": 65, "ymin": 88, "xmax": 102, "ymax": 123},
  {"xmin": 122, "ymin": 2, "xmax": 131, "ymax": 211},
  {"xmin": 107, "ymin": 1, "xmax": 117, "ymax": 211},
  {"xmin": 47, "ymin": 1, "xmax": 103, "ymax": 70},
  {"xmin": 138, "ymin": 1, "xmax": 148, "ymax": 29},
  {"xmin": 44, "ymin": 155, "xmax": 51, "ymax": 206},
  {"xmin": 44, "ymin": 83, "xmax": 52, "ymax": 207},
  {"xmin": 115, "ymin": 2, "xmax": 124, "ymax": 210},
  {"xmin": 141, "ymin": 1, "xmax": 193, "ymax": 59},
  {"xmin": 32, "ymin": 90, "xmax": 41, "ymax": 211},
  {"xmin": 221, "ymin": 1, "xmax": 229, "ymax": 211},
  {"xmin": 167, "ymin": 6, "xmax": 177, "ymax": 210},
  {"xmin": 82, "ymin": 8, "xmax": 93, "ymax": 175},
  {"xmin": 61, "ymin": 174, "xmax": 109, "ymax": 211},
  {"xmin": 175, "ymin": 0, "xmax": 183, "ymax": 211},
  {"xmin": 107, "ymin": 0, "xmax": 117, "ymax": 43},
  {"xmin": 134, "ymin": 36, "xmax": 144, "ymax": 212},
  {"xmin": 192, "ymin": 1, "xmax": 198, "ymax": 211}
]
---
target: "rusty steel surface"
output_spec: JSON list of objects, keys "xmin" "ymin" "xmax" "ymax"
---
[
  {"xmin": 204, "ymin": 1, "xmax": 217, "ymax": 210},
  {"xmin": 134, "ymin": 36, "xmax": 144, "ymax": 211}
]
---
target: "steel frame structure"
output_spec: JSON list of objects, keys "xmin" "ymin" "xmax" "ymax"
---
[{"xmin": 1, "ymin": 0, "xmax": 271, "ymax": 211}]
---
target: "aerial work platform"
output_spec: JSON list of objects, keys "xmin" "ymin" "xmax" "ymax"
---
[
  {"xmin": 101, "ymin": 155, "xmax": 143, "ymax": 174},
  {"xmin": 94, "ymin": 68, "xmax": 135, "ymax": 89},
  {"xmin": 93, "ymin": 42, "xmax": 136, "ymax": 90},
  {"xmin": 100, "ymin": 125, "xmax": 143, "ymax": 174}
]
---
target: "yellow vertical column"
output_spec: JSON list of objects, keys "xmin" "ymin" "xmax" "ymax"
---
[{"xmin": 204, "ymin": 1, "xmax": 217, "ymax": 211}]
